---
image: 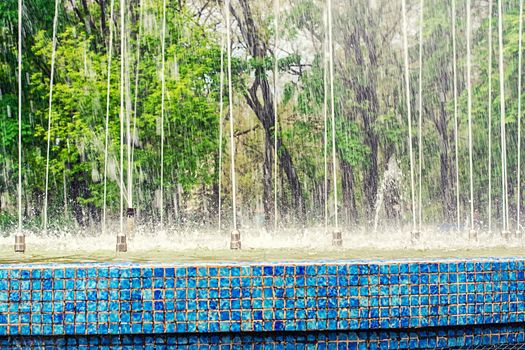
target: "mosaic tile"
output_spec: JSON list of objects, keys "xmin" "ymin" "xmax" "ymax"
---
[
  {"xmin": 1, "ymin": 325, "xmax": 525, "ymax": 349},
  {"xmin": 0, "ymin": 258, "xmax": 524, "ymax": 348}
]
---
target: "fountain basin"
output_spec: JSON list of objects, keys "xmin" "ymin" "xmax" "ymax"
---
[{"xmin": 0, "ymin": 257, "xmax": 524, "ymax": 348}]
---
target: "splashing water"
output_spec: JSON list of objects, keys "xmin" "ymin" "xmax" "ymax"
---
[
  {"xmin": 498, "ymin": 0, "xmax": 509, "ymax": 232},
  {"xmin": 374, "ymin": 158, "xmax": 403, "ymax": 233},
  {"xmin": 517, "ymin": 0, "xmax": 523, "ymax": 233},
  {"xmin": 42, "ymin": 0, "xmax": 60, "ymax": 233},
  {"xmin": 102, "ymin": 0, "xmax": 116, "ymax": 234},
  {"xmin": 418, "ymin": 0, "xmax": 424, "ymax": 232},
  {"xmin": 327, "ymin": 0, "xmax": 338, "ymax": 230},
  {"xmin": 1, "ymin": 225, "xmax": 525, "ymax": 264},
  {"xmin": 273, "ymin": 0, "xmax": 280, "ymax": 232},
  {"xmin": 159, "ymin": 0, "xmax": 167, "ymax": 227},
  {"xmin": 466, "ymin": 0, "xmax": 474, "ymax": 230},
  {"xmin": 401, "ymin": 0, "xmax": 417, "ymax": 233},
  {"xmin": 6, "ymin": 0, "xmax": 525, "ymax": 256},
  {"xmin": 487, "ymin": 0, "xmax": 493, "ymax": 233},
  {"xmin": 225, "ymin": 0, "xmax": 238, "ymax": 231}
]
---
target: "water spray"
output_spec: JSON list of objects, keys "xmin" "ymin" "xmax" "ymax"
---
[
  {"xmin": 498, "ymin": 0, "xmax": 510, "ymax": 239},
  {"xmin": 402, "ymin": 0, "xmax": 418, "ymax": 243},
  {"xmin": 159, "ymin": 0, "xmax": 167, "ymax": 228},
  {"xmin": 126, "ymin": 0, "xmax": 144, "ymax": 243},
  {"xmin": 452, "ymin": 0, "xmax": 461, "ymax": 233},
  {"xmin": 516, "ymin": 0, "xmax": 523, "ymax": 238},
  {"xmin": 417, "ymin": 0, "xmax": 424, "ymax": 239},
  {"xmin": 218, "ymin": 34, "xmax": 224, "ymax": 233},
  {"xmin": 273, "ymin": 0, "xmax": 279, "ymax": 233},
  {"xmin": 225, "ymin": 0, "xmax": 240, "ymax": 250},
  {"xmin": 15, "ymin": 0, "xmax": 24, "ymax": 253},
  {"xmin": 43, "ymin": 0, "xmax": 60, "ymax": 234},
  {"xmin": 327, "ymin": 0, "xmax": 341, "ymax": 247},
  {"xmin": 125, "ymin": 3, "xmax": 136, "ymax": 242},
  {"xmin": 466, "ymin": 0, "xmax": 477, "ymax": 241},
  {"xmin": 130, "ymin": 0, "xmax": 143, "ymax": 224},
  {"xmin": 102, "ymin": 0, "xmax": 116, "ymax": 235},
  {"xmin": 116, "ymin": 0, "xmax": 127, "ymax": 253},
  {"xmin": 323, "ymin": 6, "xmax": 329, "ymax": 238},
  {"xmin": 487, "ymin": 0, "xmax": 493, "ymax": 236}
]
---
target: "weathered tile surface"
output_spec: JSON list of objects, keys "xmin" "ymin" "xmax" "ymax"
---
[{"xmin": 0, "ymin": 258, "xmax": 524, "ymax": 348}]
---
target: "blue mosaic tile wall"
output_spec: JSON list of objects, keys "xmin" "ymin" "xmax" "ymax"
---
[
  {"xmin": 0, "ymin": 258, "xmax": 524, "ymax": 348},
  {"xmin": 2, "ymin": 325, "xmax": 525, "ymax": 349}
]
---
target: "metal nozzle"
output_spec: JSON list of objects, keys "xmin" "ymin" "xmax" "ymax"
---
[
  {"xmin": 332, "ymin": 229, "xmax": 342, "ymax": 247},
  {"xmin": 14, "ymin": 233, "xmax": 25, "ymax": 253},
  {"xmin": 468, "ymin": 229, "xmax": 478, "ymax": 241},
  {"xmin": 230, "ymin": 229, "xmax": 241, "ymax": 250},
  {"xmin": 116, "ymin": 233, "xmax": 127, "ymax": 252},
  {"xmin": 126, "ymin": 208, "xmax": 136, "ymax": 240}
]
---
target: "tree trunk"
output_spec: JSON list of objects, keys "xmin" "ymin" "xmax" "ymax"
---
[
  {"xmin": 433, "ymin": 98, "xmax": 454, "ymax": 221},
  {"xmin": 229, "ymin": 1, "xmax": 306, "ymax": 225},
  {"xmin": 263, "ymin": 130, "xmax": 273, "ymax": 229},
  {"xmin": 277, "ymin": 137, "xmax": 305, "ymax": 223},
  {"xmin": 356, "ymin": 84, "xmax": 380, "ymax": 226},
  {"xmin": 340, "ymin": 158, "xmax": 358, "ymax": 225}
]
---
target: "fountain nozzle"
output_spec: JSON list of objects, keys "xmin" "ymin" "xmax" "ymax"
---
[
  {"xmin": 502, "ymin": 230, "xmax": 512, "ymax": 241},
  {"xmin": 230, "ymin": 229, "xmax": 241, "ymax": 250},
  {"xmin": 332, "ymin": 228, "xmax": 342, "ymax": 247},
  {"xmin": 14, "ymin": 233, "xmax": 25, "ymax": 253},
  {"xmin": 410, "ymin": 231, "xmax": 420, "ymax": 243},
  {"xmin": 468, "ymin": 229, "xmax": 478, "ymax": 241},
  {"xmin": 116, "ymin": 233, "xmax": 127, "ymax": 252},
  {"xmin": 515, "ymin": 230, "xmax": 523, "ymax": 239}
]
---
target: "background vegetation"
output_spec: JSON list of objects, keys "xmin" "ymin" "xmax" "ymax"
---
[{"xmin": 0, "ymin": 0, "xmax": 522, "ymax": 232}]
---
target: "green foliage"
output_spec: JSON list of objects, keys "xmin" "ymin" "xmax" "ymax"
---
[{"xmin": 1, "ymin": 0, "xmax": 524, "ymax": 229}]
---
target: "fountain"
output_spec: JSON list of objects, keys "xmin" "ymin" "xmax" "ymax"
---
[
  {"xmin": 2, "ymin": 0, "xmax": 525, "ymax": 348},
  {"xmin": 273, "ymin": 0, "xmax": 280, "ymax": 233},
  {"xmin": 225, "ymin": 0, "xmax": 240, "ymax": 250},
  {"xmin": 487, "ymin": 0, "xmax": 493, "ymax": 235},
  {"xmin": 42, "ymin": 0, "xmax": 59, "ymax": 234},
  {"xmin": 327, "ymin": 0, "xmax": 341, "ymax": 247},
  {"xmin": 14, "ymin": 0, "xmax": 24, "ymax": 253},
  {"xmin": 417, "ymin": 0, "xmax": 424, "ymax": 237},
  {"xmin": 218, "ymin": 34, "xmax": 225, "ymax": 234},
  {"xmin": 516, "ymin": 0, "xmax": 523, "ymax": 238},
  {"xmin": 498, "ymin": 0, "xmax": 511, "ymax": 240},
  {"xmin": 466, "ymin": 0, "xmax": 477, "ymax": 241},
  {"xmin": 401, "ymin": 0, "xmax": 419, "ymax": 242},
  {"xmin": 373, "ymin": 157, "xmax": 402, "ymax": 234},
  {"xmin": 102, "ymin": 0, "xmax": 116, "ymax": 236}
]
